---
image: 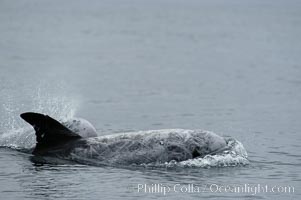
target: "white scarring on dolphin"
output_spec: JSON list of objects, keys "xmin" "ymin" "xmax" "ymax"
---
[
  {"xmin": 62, "ymin": 118, "xmax": 97, "ymax": 138},
  {"xmin": 20, "ymin": 112, "xmax": 232, "ymax": 166}
]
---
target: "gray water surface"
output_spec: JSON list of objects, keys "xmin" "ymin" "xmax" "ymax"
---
[{"xmin": 0, "ymin": 0, "xmax": 300, "ymax": 199}]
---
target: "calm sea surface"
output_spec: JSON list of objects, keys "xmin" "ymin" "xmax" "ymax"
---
[{"xmin": 0, "ymin": 0, "xmax": 300, "ymax": 199}]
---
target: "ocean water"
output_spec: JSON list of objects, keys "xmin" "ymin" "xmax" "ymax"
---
[{"xmin": 0, "ymin": 0, "xmax": 300, "ymax": 199}]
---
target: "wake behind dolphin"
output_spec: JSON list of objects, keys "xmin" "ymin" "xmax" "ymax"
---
[{"xmin": 19, "ymin": 112, "xmax": 249, "ymax": 167}]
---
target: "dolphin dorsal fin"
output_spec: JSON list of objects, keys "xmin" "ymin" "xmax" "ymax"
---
[{"xmin": 20, "ymin": 112, "xmax": 81, "ymax": 154}]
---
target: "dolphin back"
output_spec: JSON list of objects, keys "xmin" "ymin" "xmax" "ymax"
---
[{"xmin": 20, "ymin": 112, "xmax": 81, "ymax": 155}]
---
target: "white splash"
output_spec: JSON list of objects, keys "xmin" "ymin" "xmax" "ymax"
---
[{"xmin": 168, "ymin": 138, "xmax": 249, "ymax": 168}]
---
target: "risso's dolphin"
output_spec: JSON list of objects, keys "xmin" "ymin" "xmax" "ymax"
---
[{"xmin": 20, "ymin": 112, "xmax": 229, "ymax": 166}]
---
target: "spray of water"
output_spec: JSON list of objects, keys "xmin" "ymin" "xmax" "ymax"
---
[{"xmin": 0, "ymin": 83, "xmax": 79, "ymax": 149}]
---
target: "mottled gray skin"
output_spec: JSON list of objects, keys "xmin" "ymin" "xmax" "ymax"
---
[
  {"xmin": 63, "ymin": 118, "xmax": 97, "ymax": 138},
  {"xmin": 68, "ymin": 129, "xmax": 227, "ymax": 165},
  {"xmin": 20, "ymin": 112, "xmax": 227, "ymax": 166}
]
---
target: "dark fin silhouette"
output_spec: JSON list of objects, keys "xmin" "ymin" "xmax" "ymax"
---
[{"xmin": 20, "ymin": 112, "xmax": 81, "ymax": 155}]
